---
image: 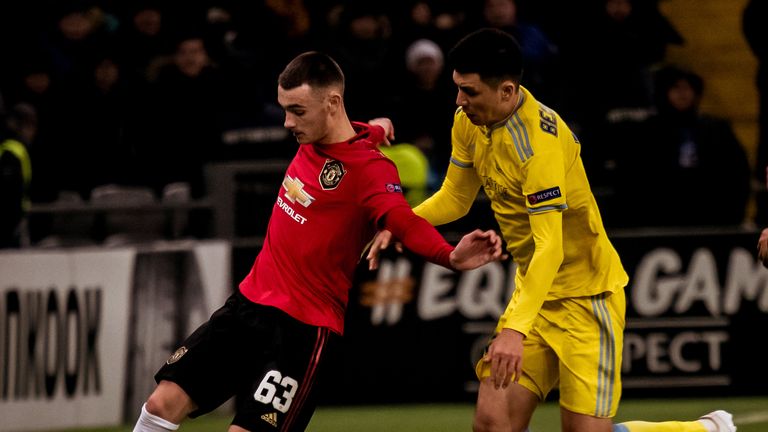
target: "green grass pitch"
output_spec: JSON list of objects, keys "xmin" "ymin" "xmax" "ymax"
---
[{"xmin": 35, "ymin": 397, "xmax": 768, "ymax": 432}]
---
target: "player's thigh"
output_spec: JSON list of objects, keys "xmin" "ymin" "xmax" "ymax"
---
[
  {"xmin": 555, "ymin": 290, "xmax": 625, "ymax": 419},
  {"xmin": 232, "ymin": 311, "xmax": 339, "ymax": 432},
  {"xmin": 474, "ymin": 332, "xmax": 556, "ymax": 432},
  {"xmin": 154, "ymin": 292, "xmax": 251, "ymax": 417},
  {"xmin": 475, "ymin": 328, "xmax": 560, "ymax": 401},
  {"xmin": 474, "ymin": 378, "xmax": 538, "ymax": 432}
]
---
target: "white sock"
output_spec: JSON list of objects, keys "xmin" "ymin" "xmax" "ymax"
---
[
  {"xmin": 699, "ymin": 419, "xmax": 717, "ymax": 432},
  {"xmin": 133, "ymin": 403, "xmax": 180, "ymax": 432}
]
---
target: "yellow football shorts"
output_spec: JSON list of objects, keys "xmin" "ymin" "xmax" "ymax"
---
[{"xmin": 476, "ymin": 289, "xmax": 626, "ymax": 418}]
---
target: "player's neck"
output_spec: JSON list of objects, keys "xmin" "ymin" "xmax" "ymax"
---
[
  {"xmin": 319, "ymin": 114, "xmax": 356, "ymax": 145},
  {"xmin": 488, "ymin": 91, "xmax": 524, "ymax": 129}
]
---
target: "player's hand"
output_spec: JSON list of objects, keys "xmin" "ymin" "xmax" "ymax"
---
[
  {"xmin": 483, "ymin": 328, "xmax": 524, "ymax": 390},
  {"xmin": 367, "ymin": 229, "xmax": 403, "ymax": 270},
  {"xmin": 368, "ymin": 117, "xmax": 395, "ymax": 146},
  {"xmin": 449, "ymin": 229, "xmax": 507, "ymax": 271},
  {"xmin": 757, "ymin": 228, "xmax": 768, "ymax": 268}
]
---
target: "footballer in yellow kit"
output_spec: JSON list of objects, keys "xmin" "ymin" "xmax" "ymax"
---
[{"xmin": 413, "ymin": 85, "xmax": 629, "ymax": 418}]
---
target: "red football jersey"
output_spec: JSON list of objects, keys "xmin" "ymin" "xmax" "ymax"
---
[{"xmin": 239, "ymin": 123, "xmax": 416, "ymax": 334}]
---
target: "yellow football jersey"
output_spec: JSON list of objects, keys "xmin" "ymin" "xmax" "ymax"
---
[{"xmin": 415, "ymin": 86, "xmax": 628, "ymax": 335}]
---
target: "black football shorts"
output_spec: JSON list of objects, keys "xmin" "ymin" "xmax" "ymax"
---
[{"xmin": 155, "ymin": 290, "xmax": 338, "ymax": 431}]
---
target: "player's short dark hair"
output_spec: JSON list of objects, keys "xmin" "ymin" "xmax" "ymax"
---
[
  {"xmin": 278, "ymin": 51, "xmax": 345, "ymax": 93},
  {"xmin": 448, "ymin": 28, "xmax": 523, "ymax": 87}
]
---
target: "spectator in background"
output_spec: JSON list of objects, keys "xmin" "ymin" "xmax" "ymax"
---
[
  {"xmin": 80, "ymin": 55, "xmax": 140, "ymax": 190},
  {"xmin": 391, "ymin": 0, "xmax": 468, "ymax": 54},
  {"xmin": 41, "ymin": 1, "xmax": 113, "ymax": 88},
  {"xmin": 7, "ymin": 57, "xmax": 68, "ymax": 203},
  {"xmin": 114, "ymin": 2, "xmax": 172, "ymax": 83},
  {"xmin": 393, "ymin": 38, "xmax": 455, "ymax": 187},
  {"xmin": 323, "ymin": 3, "xmax": 399, "ymax": 123},
  {"xmin": 743, "ymin": 0, "xmax": 768, "ymax": 224},
  {"xmin": 197, "ymin": 2, "xmax": 292, "ymax": 161},
  {"xmin": 472, "ymin": 0, "xmax": 560, "ymax": 105},
  {"xmin": 561, "ymin": 0, "xmax": 682, "ymax": 139},
  {"xmin": 614, "ymin": 66, "xmax": 750, "ymax": 227},
  {"xmin": 225, "ymin": 0, "xmax": 314, "ymax": 98},
  {"xmin": 557, "ymin": 0, "xmax": 683, "ymax": 216},
  {"xmin": 17, "ymin": 2, "xmax": 121, "ymax": 200},
  {"xmin": 393, "ymin": 1, "xmax": 442, "ymax": 45},
  {"xmin": 0, "ymin": 103, "xmax": 36, "ymax": 248},
  {"xmin": 139, "ymin": 32, "xmax": 226, "ymax": 198}
]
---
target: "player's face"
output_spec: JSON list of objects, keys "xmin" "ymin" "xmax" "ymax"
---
[
  {"xmin": 278, "ymin": 84, "xmax": 332, "ymax": 144},
  {"xmin": 453, "ymin": 71, "xmax": 508, "ymax": 126}
]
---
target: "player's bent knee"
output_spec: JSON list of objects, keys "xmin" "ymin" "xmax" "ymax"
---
[
  {"xmin": 474, "ymin": 409, "xmax": 532, "ymax": 432},
  {"xmin": 145, "ymin": 381, "xmax": 195, "ymax": 422},
  {"xmin": 473, "ymin": 411, "xmax": 510, "ymax": 432}
]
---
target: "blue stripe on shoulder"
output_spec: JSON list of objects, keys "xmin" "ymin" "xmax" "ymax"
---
[
  {"xmin": 506, "ymin": 115, "xmax": 534, "ymax": 162},
  {"xmin": 450, "ymin": 157, "xmax": 473, "ymax": 168},
  {"xmin": 505, "ymin": 122, "xmax": 528, "ymax": 163},
  {"xmin": 527, "ymin": 204, "xmax": 568, "ymax": 214},
  {"xmin": 513, "ymin": 113, "xmax": 534, "ymax": 158}
]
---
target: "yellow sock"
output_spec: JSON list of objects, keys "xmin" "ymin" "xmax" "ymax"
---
[{"xmin": 614, "ymin": 420, "xmax": 707, "ymax": 432}]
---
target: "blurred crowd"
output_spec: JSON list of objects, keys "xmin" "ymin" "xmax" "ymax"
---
[{"xmin": 0, "ymin": 0, "xmax": 761, "ymax": 247}]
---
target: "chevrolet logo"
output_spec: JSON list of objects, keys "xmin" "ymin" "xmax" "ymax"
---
[{"xmin": 283, "ymin": 175, "xmax": 315, "ymax": 207}]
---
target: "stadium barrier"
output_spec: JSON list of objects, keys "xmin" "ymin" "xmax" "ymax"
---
[
  {"xmin": 304, "ymin": 226, "xmax": 768, "ymax": 404},
  {"xmin": 2, "ymin": 227, "xmax": 766, "ymax": 430},
  {"xmin": 0, "ymin": 241, "xmax": 230, "ymax": 432}
]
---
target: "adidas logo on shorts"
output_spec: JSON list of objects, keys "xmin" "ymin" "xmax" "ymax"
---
[{"xmin": 260, "ymin": 412, "xmax": 278, "ymax": 427}]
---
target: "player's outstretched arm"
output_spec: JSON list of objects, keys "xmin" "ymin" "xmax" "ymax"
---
[
  {"xmin": 450, "ymin": 229, "xmax": 507, "ymax": 271},
  {"xmin": 368, "ymin": 228, "xmax": 508, "ymax": 270},
  {"xmin": 367, "ymin": 229, "xmax": 401, "ymax": 270},
  {"xmin": 370, "ymin": 207, "xmax": 507, "ymax": 271}
]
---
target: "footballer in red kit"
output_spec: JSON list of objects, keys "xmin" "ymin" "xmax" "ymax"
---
[
  {"xmin": 133, "ymin": 52, "xmax": 504, "ymax": 432},
  {"xmin": 240, "ymin": 122, "xmax": 448, "ymax": 335}
]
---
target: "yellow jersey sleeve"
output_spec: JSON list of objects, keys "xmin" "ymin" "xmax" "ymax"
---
[
  {"xmin": 450, "ymin": 107, "xmax": 476, "ymax": 167},
  {"xmin": 521, "ymin": 107, "xmax": 568, "ymax": 215},
  {"xmin": 413, "ymin": 108, "xmax": 482, "ymax": 225},
  {"xmin": 500, "ymin": 210, "xmax": 564, "ymax": 336}
]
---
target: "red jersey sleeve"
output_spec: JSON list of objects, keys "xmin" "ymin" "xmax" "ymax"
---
[
  {"xmin": 383, "ymin": 206, "xmax": 454, "ymax": 269},
  {"xmin": 351, "ymin": 121, "xmax": 385, "ymax": 149},
  {"xmin": 359, "ymin": 157, "xmax": 454, "ymax": 269}
]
